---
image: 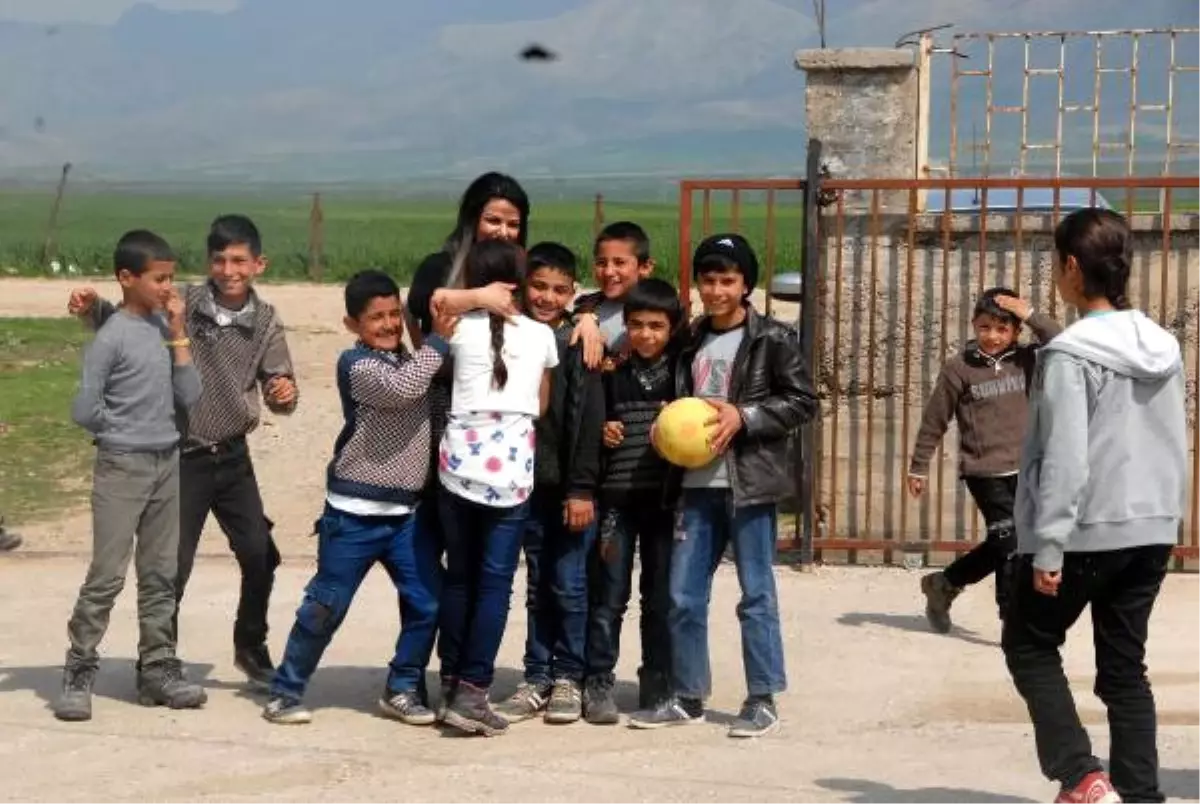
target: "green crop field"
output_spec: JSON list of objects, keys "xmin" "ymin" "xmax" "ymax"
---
[{"xmin": 0, "ymin": 190, "xmax": 809, "ymax": 286}]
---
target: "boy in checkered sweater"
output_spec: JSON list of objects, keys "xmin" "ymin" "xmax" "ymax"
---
[
  {"xmin": 68, "ymin": 214, "xmax": 297, "ymax": 689},
  {"xmin": 263, "ymin": 270, "xmax": 457, "ymax": 725}
]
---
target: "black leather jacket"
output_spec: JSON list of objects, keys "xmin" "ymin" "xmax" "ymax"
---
[{"xmin": 669, "ymin": 305, "xmax": 819, "ymax": 508}]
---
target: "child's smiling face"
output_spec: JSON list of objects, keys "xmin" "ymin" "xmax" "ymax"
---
[
  {"xmin": 593, "ymin": 238, "xmax": 651, "ymax": 300},
  {"xmin": 524, "ymin": 266, "xmax": 574, "ymax": 325},
  {"xmin": 346, "ymin": 294, "xmax": 404, "ymax": 352}
]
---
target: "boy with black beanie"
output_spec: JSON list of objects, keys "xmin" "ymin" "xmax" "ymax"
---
[{"xmin": 630, "ymin": 233, "xmax": 818, "ymax": 738}]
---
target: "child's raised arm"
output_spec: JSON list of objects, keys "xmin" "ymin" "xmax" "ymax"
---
[
  {"xmin": 908, "ymin": 364, "xmax": 965, "ymax": 486},
  {"xmin": 994, "ymin": 294, "xmax": 1063, "ymax": 344},
  {"xmin": 345, "ymin": 338, "xmax": 448, "ymax": 410}
]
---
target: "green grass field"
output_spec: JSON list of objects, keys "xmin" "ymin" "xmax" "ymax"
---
[
  {"xmin": 0, "ymin": 318, "xmax": 93, "ymax": 521},
  {"xmin": 0, "ymin": 190, "xmax": 809, "ymax": 285}
]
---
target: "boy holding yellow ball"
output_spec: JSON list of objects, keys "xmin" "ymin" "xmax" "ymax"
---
[{"xmin": 631, "ymin": 233, "xmax": 818, "ymax": 738}]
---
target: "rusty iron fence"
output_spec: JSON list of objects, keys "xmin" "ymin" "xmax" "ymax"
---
[
  {"xmin": 943, "ymin": 27, "xmax": 1200, "ymax": 178},
  {"xmin": 676, "ymin": 173, "xmax": 1200, "ymax": 566}
]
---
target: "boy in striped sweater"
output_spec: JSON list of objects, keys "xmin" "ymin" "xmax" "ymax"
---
[
  {"xmin": 583, "ymin": 278, "xmax": 683, "ymax": 723},
  {"xmin": 264, "ymin": 270, "xmax": 456, "ymax": 725}
]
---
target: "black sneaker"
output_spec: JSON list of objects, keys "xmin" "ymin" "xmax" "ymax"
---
[
  {"xmin": 583, "ymin": 676, "xmax": 619, "ymax": 725},
  {"xmin": 544, "ymin": 679, "xmax": 582, "ymax": 724},
  {"xmin": 136, "ymin": 658, "xmax": 207, "ymax": 709},
  {"xmin": 628, "ymin": 696, "xmax": 704, "ymax": 730},
  {"xmin": 234, "ymin": 644, "xmax": 275, "ymax": 691},
  {"xmin": 53, "ymin": 665, "xmax": 95, "ymax": 722},
  {"xmin": 0, "ymin": 519, "xmax": 21, "ymax": 552},
  {"xmin": 494, "ymin": 680, "xmax": 551, "ymax": 723},
  {"xmin": 921, "ymin": 572, "xmax": 961, "ymax": 634},
  {"xmin": 263, "ymin": 696, "xmax": 312, "ymax": 725},
  {"xmin": 443, "ymin": 681, "xmax": 508, "ymax": 737},
  {"xmin": 379, "ymin": 689, "xmax": 436, "ymax": 726},
  {"xmin": 727, "ymin": 696, "xmax": 779, "ymax": 738}
]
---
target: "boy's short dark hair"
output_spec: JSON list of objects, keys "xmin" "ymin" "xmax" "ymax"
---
[
  {"xmin": 208, "ymin": 214, "xmax": 262, "ymax": 257},
  {"xmin": 527, "ymin": 241, "xmax": 577, "ymax": 279},
  {"xmin": 113, "ymin": 229, "xmax": 175, "ymax": 277},
  {"xmin": 345, "ymin": 269, "xmax": 399, "ymax": 319},
  {"xmin": 974, "ymin": 287, "xmax": 1021, "ymax": 326},
  {"xmin": 623, "ymin": 278, "xmax": 683, "ymax": 329},
  {"xmin": 594, "ymin": 221, "xmax": 651, "ymax": 263}
]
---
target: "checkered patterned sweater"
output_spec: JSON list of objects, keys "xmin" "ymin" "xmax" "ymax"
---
[{"xmin": 327, "ymin": 337, "xmax": 449, "ymax": 504}]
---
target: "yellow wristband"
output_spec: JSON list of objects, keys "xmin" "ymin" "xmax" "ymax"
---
[{"xmin": 165, "ymin": 337, "xmax": 191, "ymax": 348}]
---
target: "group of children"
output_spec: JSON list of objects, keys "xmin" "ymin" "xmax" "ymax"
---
[
  {"xmin": 56, "ymin": 188, "xmax": 818, "ymax": 741},
  {"xmin": 53, "ymin": 174, "xmax": 1188, "ymax": 799}
]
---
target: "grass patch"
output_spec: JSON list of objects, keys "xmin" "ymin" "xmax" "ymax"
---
[{"xmin": 0, "ymin": 318, "xmax": 93, "ymax": 521}]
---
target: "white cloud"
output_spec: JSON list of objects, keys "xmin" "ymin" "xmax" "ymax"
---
[{"xmin": 0, "ymin": 0, "xmax": 237, "ymax": 25}]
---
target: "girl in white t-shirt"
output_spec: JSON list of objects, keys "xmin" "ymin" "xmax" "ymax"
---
[{"xmin": 436, "ymin": 239, "xmax": 559, "ymax": 736}]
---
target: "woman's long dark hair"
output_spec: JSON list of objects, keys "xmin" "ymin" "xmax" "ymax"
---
[
  {"xmin": 464, "ymin": 239, "xmax": 526, "ymax": 390},
  {"xmin": 444, "ymin": 172, "xmax": 530, "ymax": 291},
  {"xmin": 1054, "ymin": 208, "xmax": 1133, "ymax": 310}
]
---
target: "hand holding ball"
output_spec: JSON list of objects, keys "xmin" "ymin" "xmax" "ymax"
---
[{"xmin": 651, "ymin": 397, "xmax": 719, "ymax": 469}]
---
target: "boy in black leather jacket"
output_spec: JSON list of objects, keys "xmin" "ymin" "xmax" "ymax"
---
[{"xmin": 630, "ymin": 233, "xmax": 818, "ymax": 739}]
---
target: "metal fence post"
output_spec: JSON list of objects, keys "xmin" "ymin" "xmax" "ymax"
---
[{"xmin": 797, "ymin": 139, "xmax": 823, "ymax": 567}]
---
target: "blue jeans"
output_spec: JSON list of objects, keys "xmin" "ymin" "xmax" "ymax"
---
[
  {"xmin": 436, "ymin": 488, "xmax": 529, "ymax": 688},
  {"xmin": 669, "ymin": 489, "xmax": 786, "ymax": 700},
  {"xmin": 522, "ymin": 486, "xmax": 596, "ymax": 685},
  {"xmin": 271, "ymin": 504, "xmax": 442, "ymax": 702}
]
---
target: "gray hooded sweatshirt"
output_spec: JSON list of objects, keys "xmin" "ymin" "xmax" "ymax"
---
[{"xmin": 1015, "ymin": 309, "xmax": 1187, "ymax": 572}]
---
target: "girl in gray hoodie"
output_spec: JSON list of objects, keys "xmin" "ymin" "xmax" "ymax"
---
[{"xmin": 1003, "ymin": 209, "xmax": 1187, "ymax": 804}]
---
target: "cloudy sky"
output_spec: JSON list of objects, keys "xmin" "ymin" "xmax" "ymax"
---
[{"xmin": 0, "ymin": 0, "xmax": 1194, "ymax": 183}]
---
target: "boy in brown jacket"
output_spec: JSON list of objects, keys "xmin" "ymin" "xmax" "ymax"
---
[{"xmin": 907, "ymin": 288, "xmax": 1061, "ymax": 633}]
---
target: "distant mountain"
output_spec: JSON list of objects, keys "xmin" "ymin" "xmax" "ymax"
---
[{"xmin": 0, "ymin": 0, "xmax": 1191, "ymax": 186}]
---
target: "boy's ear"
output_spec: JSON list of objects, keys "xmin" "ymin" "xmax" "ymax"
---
[
  {"xmin": 254, "ymin": 255, "xmax": 268, "ymax": 276},
  {"xmin": 115, "ymin": 268, "xmax": 134, "ymax": 288},
  {"xmin": 638, "ymin": 259, "xmax": 655, "ymax": 278},
  {"xmin": 343, "ymin": 315, "xmax": 360, "ymax": 336}
]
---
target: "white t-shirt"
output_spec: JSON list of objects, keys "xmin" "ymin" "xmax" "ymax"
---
[
  {"xmin": 447, "ymin": 312, "xmax": 559, "ymax": 417},
  {"xmin": 439, "ymin": 312, "xmax": 559, "ymax": 507}
]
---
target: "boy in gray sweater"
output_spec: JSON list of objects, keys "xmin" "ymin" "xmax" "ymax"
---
[{"xmin": 56, "ymin": 230, "xmax": 208, "ymax": 722}]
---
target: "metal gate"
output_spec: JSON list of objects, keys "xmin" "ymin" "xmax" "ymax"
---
[{"xmin": 676, "ymin": 152, "xmax": 1199, "ymax": 567}]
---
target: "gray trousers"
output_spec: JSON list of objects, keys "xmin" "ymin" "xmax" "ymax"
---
[{"xmin": 66, "ymin": 447, "xmax": 180, "ymax": 669}]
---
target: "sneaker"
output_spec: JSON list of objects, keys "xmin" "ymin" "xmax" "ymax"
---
[
  {"xmin": 436, "ymin": 677, "xmax": 457, "ymax": 723},
  {"xmin": 0, "ymin": 520, "xmax": 21, "ymax": 552},
  {"xmin": 494, "ymin": 680, "xmax": 551, "ymax": 724},
  {"xmin": 1054, "ymin": 771, "xmax": 1122, "ymax": 803},
  {"xmin": 136, "ymin": 658, "xmax": 208, "ymax": 709},
  {"xmin": 234, "ymin": 644, "xmax": 275, "ymax": 691},
  {"xmin": 544, "ymin": 679, "xmax": 583, "ymax": 724},
  {"xmin": 443, "ymin": 681, "xmax": 509, "ymax": 737},
  {"xmin": 628, "ymin": 696, "xmax": 704, "ymax": 730},
  {"xmin": 53, "ymin": 665, "xmax": 95, "ymax": 722},
  {"xmin": 921, "ymin": 572, "xmax": 961, "ymax": 634},
  {"xmin": 727, "ymin": 696, "xmax": 780, "ymax": 739},
  {"xmin": 583, "ymin": 676, "xmax": 619, "ymax": 725},
  {"xmin": 262, "ymin": 696, "xmax": 313, "ymax": 725},
  {"xmin": 379, "ymin": 689, "xmax": 436, "ymax": 726}
]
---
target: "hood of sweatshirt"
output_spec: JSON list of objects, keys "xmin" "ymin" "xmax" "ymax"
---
[{"xmin": 1041, "ymin": 309, "xmax": 1181, "ymax": 380}]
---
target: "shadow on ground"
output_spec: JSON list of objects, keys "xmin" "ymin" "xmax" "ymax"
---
[
  {"xmin": 817, "ymin": 777, "xmax": 1036, "ymax": 803},
  {"xmin": 838, "ymin": 612, "xmax": 999, "ymax": 648},
  {"xmin": 0, "ymin": 660, "xmax": 217, "ymax": 711},
  {"xmin": 1160, "ymin": 768, "xmax": 1200, "ymax": 800}
]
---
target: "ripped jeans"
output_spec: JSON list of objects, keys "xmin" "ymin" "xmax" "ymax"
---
[{"xmin": 270, "ymin": 504, "xmax": 442, "ymax": 703}]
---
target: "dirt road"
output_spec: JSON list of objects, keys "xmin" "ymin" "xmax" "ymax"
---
[{"xmin": 0, "ymin": 278, "xmax": 1196, "ymax": 802}]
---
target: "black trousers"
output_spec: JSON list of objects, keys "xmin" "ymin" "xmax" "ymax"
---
[
  {"xmin": 1002, "ymin": 545, "xmax": 1171, "ymax": 803},
  {"xmin": 585, "ymin": 500, "xmax": 672, "ymax": 685},
  {"xmin": 943, "ymin": 475, "xmax": 1018, "ymax": 609},
  {"xmin": 177, "ymin": 439, "xmax": 281, "ymax": 650}
]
